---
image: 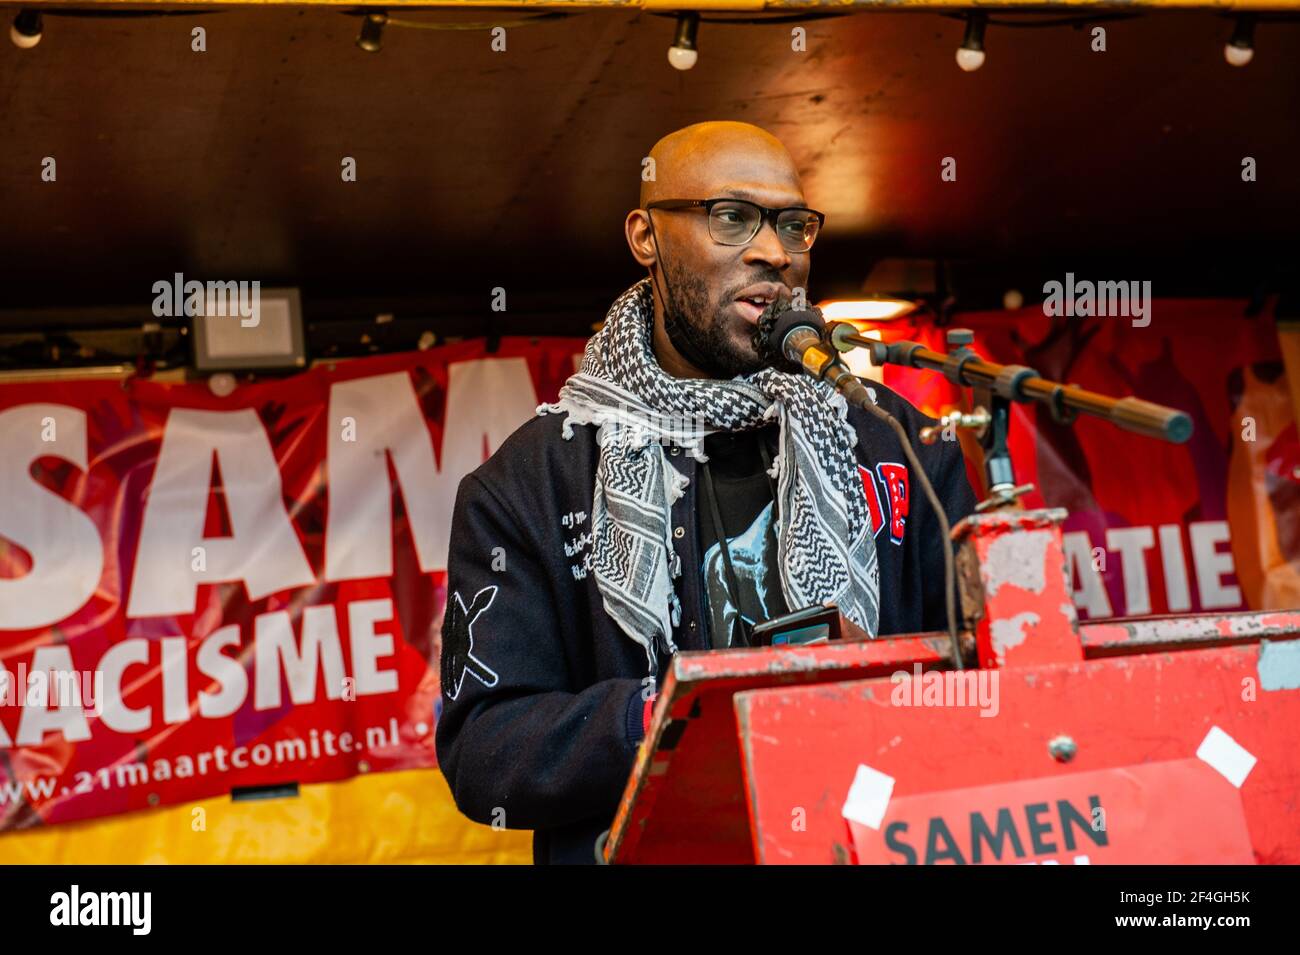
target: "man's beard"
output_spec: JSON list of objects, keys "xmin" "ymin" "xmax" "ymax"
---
[{"xmin": 660, "ymin": 261, "xmax": 769, "ymax": 380}]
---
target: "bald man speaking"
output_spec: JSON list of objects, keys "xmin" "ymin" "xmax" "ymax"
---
[{"xmin": 435, "ymin": 121, "xmax": 975, "ymax": 864}]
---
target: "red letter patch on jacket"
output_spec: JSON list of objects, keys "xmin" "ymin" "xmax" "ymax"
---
[
  {"xmin": 876, "ymin": 462, "xmax": 910, "ymax": 545},
  {"xmin": 858, "ymin": 465, "xmax": 885, "ymax": 539}
]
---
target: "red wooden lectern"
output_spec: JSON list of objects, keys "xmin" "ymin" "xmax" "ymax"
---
[{"xmin": 603, "ymin": 508, "xmax": 1300, "ymax": 864}]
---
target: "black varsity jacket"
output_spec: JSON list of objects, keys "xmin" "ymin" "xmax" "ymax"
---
[{"xmin": 434, "ymin": 380, "xmax": 977, "ymax": 864}]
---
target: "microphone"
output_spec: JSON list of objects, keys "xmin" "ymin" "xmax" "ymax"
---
[
  {"xmin": 760, "ymin": 305, "xmax": 876, "ymax": 410},
  {"xmin": 767, "ymin": 307, "xmax": 825, "ymax": 370},
  {"xmin": 758, "ymin": 301, "xmax": 965, "ymax": 667}
]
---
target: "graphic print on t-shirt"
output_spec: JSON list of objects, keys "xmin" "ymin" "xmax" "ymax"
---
[{"xmin": 701, "ymin": 500, "xmax": 784, "ymax": 648}]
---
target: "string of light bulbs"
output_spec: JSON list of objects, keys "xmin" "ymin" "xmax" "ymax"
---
[
  {"xmin": 658, "ymin": 9, "xmax": 1282, "ymax": 73},
  {"xmin": 8, "ymin": 7, "xmax": 223, "ymax": 49},
  {"xmin": 943, "ymin": 10, "xmax": 1278, "ymax": 71},
  {"xmin": 352, "ymin": 9, "xmax": 574, "ymax": 52},
  {"xmin": 6, "ymin": 5, "xmax": 1291, "ymax": 72}
]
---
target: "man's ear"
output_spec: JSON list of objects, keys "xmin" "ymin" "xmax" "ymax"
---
[{"xmin": 625, "ymin": 210, "xmax": 656, "ymax": 268}]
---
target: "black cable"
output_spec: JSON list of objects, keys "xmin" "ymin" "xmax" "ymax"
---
[
  {"xmin": 939, "ymin": 11, "xmax": 1140, "ymax": 28},
  {"xmin": 644, "ymin": 210, "xmax": 724, "ymax": 379},
  {"xmin": 647, "ymin": 11, "xmax": 850, "ymax": 26},
  {"xmin": 700, "ymin": 457, "xmax": 755, "ymax": 649},
  {"xmin": 644, "ymin": 210, "xmax": 678, "ymax": 363},
  {"xmin": 28, "ymin": 9, "xmax": 226, "ymax": 18},
  {"xmin": 340, "ymin": 9, "xmax": 573, "ymax": 31},
  {"xmin": 853, "ymin": 391, "xmax": 964, "ymax": 670}
]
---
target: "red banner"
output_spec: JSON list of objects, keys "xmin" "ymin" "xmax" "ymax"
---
[
  {"xmin": 0, "ymin": 299, "xmax": 1294, "ymax": 832},
  {"xmin": 876, "ymin": 300, "xmax": 1298, "ymax": 620},
  {"xmin": 0, "ymin": 340, "xmax": 584, "ymax": 830}
]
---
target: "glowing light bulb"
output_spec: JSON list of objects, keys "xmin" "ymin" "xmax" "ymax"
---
[
  {"xmin": 956, "ymin": 48, "xmax": 985, "ymax": 72},
  {"xmin": 668, "ymin": 46, "xmax": 698, "ymax": 71},
  {"xmin": 668, "ymin": 12, "xmax": 699, "ymax": 72},
  {"xmin": 1224, "ymin": 43, "xmax": 1253, "ymax": 67},
  {"xmin": 957, "ymin": 12, "xmax": 987, "ymax": 72},
  {"xmin": 1225, "ymin": 15, "xmax": 1256, "ymax": 67},
  {"xmin": 10, "ymin": 10, "xmax": 42, "ymax": 49}
]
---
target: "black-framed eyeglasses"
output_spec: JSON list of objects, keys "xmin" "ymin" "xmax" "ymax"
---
[{"xmin": 645, "ymin": 198, "xmax": 825, "ymax": 253}]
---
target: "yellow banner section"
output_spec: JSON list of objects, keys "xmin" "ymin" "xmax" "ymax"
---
[{"xmin": 0, "ymin": 768, "xmax": 532, "ymax": 865}]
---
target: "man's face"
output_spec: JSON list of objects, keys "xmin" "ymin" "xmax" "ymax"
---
[{"xmin": 652, "ymin": 164, "xmax": 812, "ymax": 379}]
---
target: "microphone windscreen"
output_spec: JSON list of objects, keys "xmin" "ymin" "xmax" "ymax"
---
[
  {"xmin": 754, "ymin": 303, "xmax": 825, "ymax": 372},
  {"xmin": 769, "ymin": 307, "xmax": 825, "ymax": 348}
]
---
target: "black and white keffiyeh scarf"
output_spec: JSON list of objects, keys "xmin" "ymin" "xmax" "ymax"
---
[{"xmin": 537, "ymin": 278, "xmax": 880, "ymax": 673}]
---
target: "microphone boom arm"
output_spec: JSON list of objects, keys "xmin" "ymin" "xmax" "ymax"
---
[
  {"xmin": 829, "ymin": 324, "xmax": 1193, "ymax": 445},
  {"xmin": 827, "ymin": 322, "xmax": 1193, "ymax": 512}
]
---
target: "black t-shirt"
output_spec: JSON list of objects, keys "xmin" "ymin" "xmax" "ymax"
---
[{"xmin": 696, "ymin": 424, "xmax": 789, "ymax": 648}]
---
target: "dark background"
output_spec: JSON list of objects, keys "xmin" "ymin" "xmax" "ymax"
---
[{"xmin": 1, "ymin": 7, "xmax": 1297, "ymax": 366}]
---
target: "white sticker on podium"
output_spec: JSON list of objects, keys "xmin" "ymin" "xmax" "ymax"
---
[
  {"xmin": 841, "ymin": 763, "xmax": 895, "ymax": 830},
  {"xmin": 1196, "ymin": 725, "xmax": 1257, "ymax": 788}
]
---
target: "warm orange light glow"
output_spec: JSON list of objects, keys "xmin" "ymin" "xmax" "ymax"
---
[{"xmin": 818, "ymin": 298, "xmax": 918, "ymax": 322}]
